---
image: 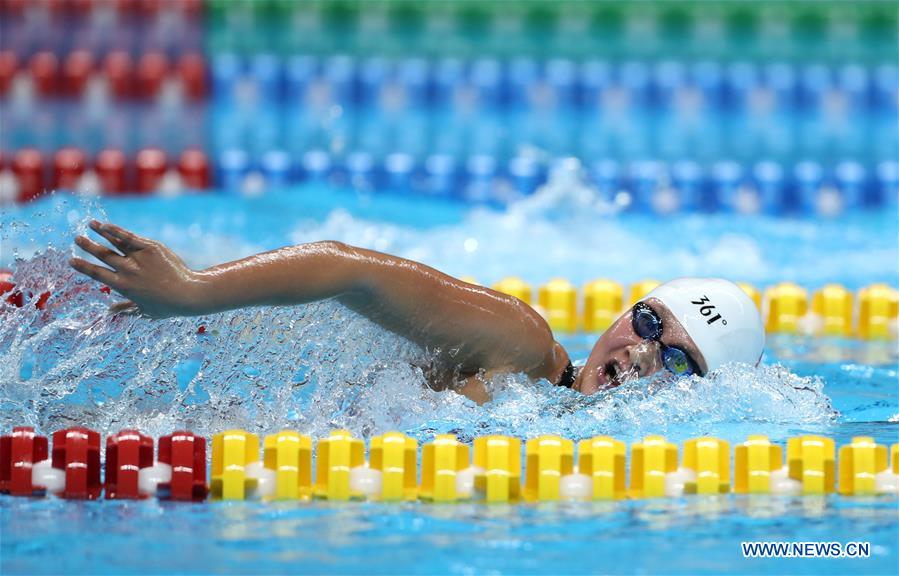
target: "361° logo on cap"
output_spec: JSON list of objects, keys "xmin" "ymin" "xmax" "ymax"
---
[{"xmin": 691, "ymin": 296, "xmax": 727, "ymax": 326}]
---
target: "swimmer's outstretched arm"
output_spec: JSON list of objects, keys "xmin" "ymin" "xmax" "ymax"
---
[{"xmin": 71, "ymin": 221, "xmax": 569, "ymax": 399}]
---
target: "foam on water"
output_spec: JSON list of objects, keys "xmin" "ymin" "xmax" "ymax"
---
[
  {"xmin": 279, "ymin": 164, "xmax": 897, "ymax": 290},
  {"xmin": 4, "ymin": 162, "xmax": 896, "ymax": 291},
  {"xmin": 0, "ymin": 199, "xmax": 837, "ymax": 445},
  {"xmin": 287, "ymin": 206, "xmax": 897, "ymax": 291}
]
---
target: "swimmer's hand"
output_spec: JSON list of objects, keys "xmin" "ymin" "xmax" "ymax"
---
[{"xmin": 70, "ymin": 221, "xmax": 203, "ymax": 319}]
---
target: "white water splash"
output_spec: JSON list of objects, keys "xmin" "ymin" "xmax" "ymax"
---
[
  {"xmin": 1, "ymin": 251, "xmax": 836, "ymax": 446},
  {"xmin": 0, "ymin": 192, "xmax": 844, "ymax": 446}
]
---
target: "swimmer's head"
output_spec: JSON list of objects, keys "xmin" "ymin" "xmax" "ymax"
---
[{"xmin": 573, "ymin": 277, "xmax": 765, "ymax": 394}]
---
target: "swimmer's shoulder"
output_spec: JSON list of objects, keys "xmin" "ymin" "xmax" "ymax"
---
[{"xmin": 530, "ymin": 340, "xmax": 570, "ymax": 386}]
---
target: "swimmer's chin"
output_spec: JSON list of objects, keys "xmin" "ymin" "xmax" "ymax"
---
[
  {"xmin": 576, "ymin": 363, "xmax": 624, "ymax": 395},
  {"xmin": 575, "ymin": 366, "xmax": 605, "ymax": 395}
]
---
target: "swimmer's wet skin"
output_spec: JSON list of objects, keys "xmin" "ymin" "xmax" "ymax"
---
[{"xmin": 70, "ymin": 221, "xmax": 765, "ymax": 404}]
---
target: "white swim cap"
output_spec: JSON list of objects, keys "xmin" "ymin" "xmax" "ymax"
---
[{"xmin": 641, "ymin": 278, "xmax": 765, "ymax": 374}]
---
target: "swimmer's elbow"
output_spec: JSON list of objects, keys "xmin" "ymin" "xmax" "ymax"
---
[{"xmin": 303, "ymin": 240, "xmax": 372, "ymax": 298}]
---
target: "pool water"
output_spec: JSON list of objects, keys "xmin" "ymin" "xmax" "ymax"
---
[
  {"xmin": 1, "ymin": 183, "xmax": 897, "ymax": 574},
  {"xmin": 2, "ymin": 495, "xmax": 897, "ymax": 575}
]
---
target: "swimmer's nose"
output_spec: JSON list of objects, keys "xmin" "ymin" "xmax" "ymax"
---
[{"xmin": 627, "ymin": 339, "xmax": 663, "ymax": 378}]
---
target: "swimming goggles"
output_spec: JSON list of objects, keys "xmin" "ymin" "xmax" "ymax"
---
[{"xmin": 631, "ymin": 302, "xmax": 702, "ymax": 377}]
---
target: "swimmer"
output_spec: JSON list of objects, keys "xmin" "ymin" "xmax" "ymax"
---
[{"xmin": 70, "ymin": 220, "xmax": 764, "ymax": 404}]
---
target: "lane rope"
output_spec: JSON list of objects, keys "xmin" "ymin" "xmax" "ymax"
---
[{"xmin": 2, "ymin": 427, "xmax": 896, "ymax": 502}]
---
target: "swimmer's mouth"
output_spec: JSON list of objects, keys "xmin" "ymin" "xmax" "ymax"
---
[{"xmin": 601, "ymin": 361, "xmax": 637, "ymax": 390}]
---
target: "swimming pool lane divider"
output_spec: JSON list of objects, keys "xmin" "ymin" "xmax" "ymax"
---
[
  {"xmin": 2, "ymin": 427, "xmax": 898, "ymax": 503},
  {"xmin": 7, "ymin": 148, "xmax": 897, "ymax": 215},
  {"xmin": 3, "ymin": 147, "xmax": 212, "ymax": 201},
  {"xmin": 483, "ymin": 277, "xmax": 899, "ymax": 339}
]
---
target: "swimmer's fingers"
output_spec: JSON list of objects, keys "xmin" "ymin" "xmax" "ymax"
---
[
  {"xmin": 89, "ymin": 222, "xmax": 132, "ymax": 253},
  {"xmin": 69, "ymin": 257, "xmax": 121, "ymax": 289},
  {"xmin": 75, "ymin": 236, "xmax": 126, "ymax": 270},
  {"xmin": 109, "ymin": 300, "xmax": 139, "ymax": 315},
  {"xmin": 89, "ymin": 220, "xmax": 150, "ymax": 253}
]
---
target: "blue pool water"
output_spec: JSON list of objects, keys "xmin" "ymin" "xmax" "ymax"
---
[
  {"xmin": 2, "ymin": 496, "xmax": 897, "ymax": 575},
  {"xmin": 1, "ymin": 183, "xmax": 897, "ymax": 574}
]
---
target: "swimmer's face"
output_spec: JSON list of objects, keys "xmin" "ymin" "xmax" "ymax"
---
[{"xmin": 574, "ymin": 298, "xmax": 708, "ymax": 394}]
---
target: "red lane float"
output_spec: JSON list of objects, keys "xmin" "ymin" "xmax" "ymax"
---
[
  {"xmin": 1, "ymin": 269, "xmax": 23, "ymax": 307},
  {"xmin": 34, "ymin": 291, "xmax": 50, "ymax": 310},
  {"xmin": 104, "ymin": 50, "xmax": 134, "ymax": 101},
  {"xmin": 95, "ymin": 148, "xmax": 129, "ymax": 194},
  {"xmin": 0, "ymin": 270, "xmax": 51, "ymax": 310},
  {"xmin": 0, "ymin": 50, "xmax": 16, "ymax": 96},
  {"xmin": 29, "ymin": 51, "xmax": 58, "ymax": 97},
  {"xmin": 1, "ymin": 268, "xmax": 112, "ymax": 313},
  {"xmin": 137, "ymin": 52, "xmax": 168, "ymax": 101},
  {"xmin": 53, "ymin": 148, "xmax": 87, "ymax": 190},
  {"xmin": 3, "ymin": 288, "xmax": 51, "ymax": 310},
  {"xmin": 51, "ymin": 427, "xmax": 102, "ymax": 499},
  {"xmin": 0, "ymin": 427, "xmax": 49, "ymax": 496},
  {"xmin": 135, "ymin": 148, "xmax": 167, "ymax": 193},
  {"xmin": 1, "ymin": 427, "xmax": 206, "ymax": 501},
  {"xmin": 158, "ymin": 431, "xmax": 208, "ymax": 501},
  {"xmin": 105, "ymin": 429, "xmax": 154, "ymax": 499},
  {"xmin": 9, "ymin": 147, "xmax": 212, "ymax": 197},
  {"xmin": 63, "ymin": 50, "xmax": 94, "ymax": 98},
  {"xmin": 177, "ymin": 53, "xmax": 207, "ymax": 101},
  {"xmin": 12, "ymin": 148, "xmax": 45, "ymax": 202},
  {"xmin": 178, "ymin": 149, "xmax": 210, "ymax": 190}
]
